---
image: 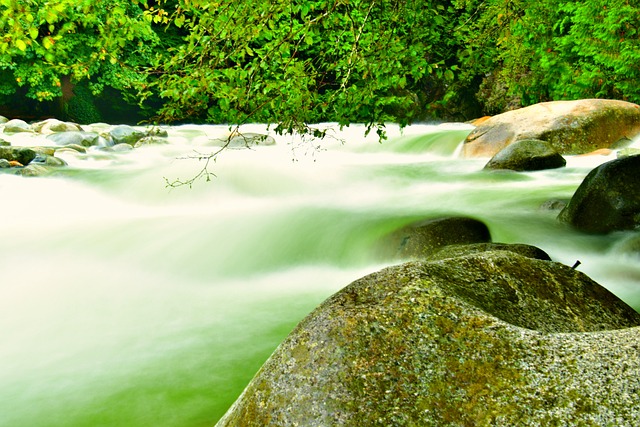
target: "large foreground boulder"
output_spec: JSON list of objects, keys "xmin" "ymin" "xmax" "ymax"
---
[
  {"xmin": 462, "ymin": 99, "xmax": 640, "ymax": 157},
  {"xmin": 217, "ymin": 249, "xmax": 640, "ymax": 426},
  {"xmin": 558, "ymin": 155, "xmax": 640, "ymax": 234}
]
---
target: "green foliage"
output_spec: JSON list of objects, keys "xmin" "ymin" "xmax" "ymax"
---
[
  {"xmin": 0, "ymin": 0, "xmax": 158, "ymax": 103},
  {"xmin": 2, "ymin": 0, "xmax": 640, "ymax": 127},
  {"xmin": 146, "ymin": 0, "xmax": 463, "ymax": 133},
  {"xmin": 477, "ymin": 0, "xmax": 640, "ymax": 108}
]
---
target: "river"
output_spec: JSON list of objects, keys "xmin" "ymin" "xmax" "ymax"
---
[{"xmin": 1, "ymin": 122, "xmax": 639, "ymax": 426}]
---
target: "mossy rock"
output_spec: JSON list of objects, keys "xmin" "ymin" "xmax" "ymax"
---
[
  {"xmin": 217, "ymin": 250, "xmax": 640, "ymax": 426},
  {"xmin": 0, "ymin": 147, "xmax": 37, "ymax": 165}
]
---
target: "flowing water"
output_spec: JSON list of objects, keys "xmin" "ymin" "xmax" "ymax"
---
[{"xmin": 1, "ymin": 123, "xmax": 639, "ymax": 426}]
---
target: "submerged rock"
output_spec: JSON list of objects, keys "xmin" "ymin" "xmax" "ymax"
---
[
  {"xmin": 379, "ymin": 216, "xmax": 491, "ymax": 260},
  {"xmin": 462, "ymin": 99, "xmax": 640, "ymax": 157},
  {"xmin": 46, "ymin": 131, "xmax": 110, "ymax": 148},
  {"xmin": 558, "ymin": 155, "xmax": 640, "ymax": 234},
  {"xmin": 211, "ymin": 132, "xmax": 276, "ymax": 148},
  {"xmin": 484, "ymin": 139, "xmax": 566, "ymax": 171},
  {"xmin": 108, "ymin": 125, "xmax": 145, "ymax": 146},
  {"xmin": 217, "ymin": 250, "xmax": 640, "ymax": 426}
]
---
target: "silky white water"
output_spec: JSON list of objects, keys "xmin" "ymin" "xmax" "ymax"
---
[{"xmin": 1, "ymin": 123, "xmax": 639, "ymax": 426}]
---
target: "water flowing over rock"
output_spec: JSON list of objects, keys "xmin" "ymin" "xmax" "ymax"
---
[
  {"xmin": 46, "ymin": 131, "xmax": 110, "ymax": 148},
  {"xmin": 108, "ymin": 125, "xmax": 146, "ymax": 146},
  {"xmin": 378, "ymin": 216, "xmax": 491, "ymax": 260},
  {"xmin": 558, "ymin": 155, "xmax": 640, "ymax": 234},
  {"xmin": 32, "ymin": 118, "xmax": 83, "ymax": 134},
  {"xmin": 484, "ymin": 139, "xmax": 566, "ymax": 171},
  {"xmin": 462, "ymin": 99, "xmax": 640, "ymax": 157},
  {"xmin": 217, "ymin": 249, "xmax": 640, "ymax": 426}
]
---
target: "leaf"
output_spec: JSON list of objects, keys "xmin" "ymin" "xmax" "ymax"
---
[
  {"xmin": 15, "ymin": 39, "xmax": 27, "ymax": 52},
  {"xmin": 175, "ymin": 14, "xmax": 185, "ymax": 28},
  {"xmin": 29, "ymin": 27, "xmax": 39, "ymax": 40}
]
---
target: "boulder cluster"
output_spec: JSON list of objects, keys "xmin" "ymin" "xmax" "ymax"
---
[
  {"xmin": 0, "ymin": 116, "xmax": 169, "ymax": 176},
  {"xmin": 215, "ymin": 99, "xmax": 640, "ymax": 426}
]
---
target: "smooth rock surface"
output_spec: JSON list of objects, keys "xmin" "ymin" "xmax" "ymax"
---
[
  {"xmin": 380, "ymin": 216, "xmax": 491, "ymax": 260},
  {"xmin": 217, "ymin": 250, "xmax": 640, "ymax": 426},
  {"xmin": 484, "ymin": 139, "xmax": 566, "ymax": 171},
  {"xmin": 558, "ymin": 155, "xmax": 640, "ymax": 234},
  {"xmin": 462, "ymin": 99, "xmax": 640, "ymax": 157},
  {"xmin": 3, "ymin": 119, "xmax": 32, "ymax": 133}
]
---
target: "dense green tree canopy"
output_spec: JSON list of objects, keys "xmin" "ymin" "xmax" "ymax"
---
[{"xmin": 0, "ymin": 0, "xmax": 638, "ymax": 126}]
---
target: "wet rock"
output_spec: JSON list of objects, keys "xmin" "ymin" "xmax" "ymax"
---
[
  {"xmin": 0, "ymin": 138, "xmax": 9, "ymax": 146},
  {"xmin": 610, "ymin": 136, "xmax": 633, "ymax": 149},
  {"xmin": 484, "ymin": 138, "xmax": 566, "ymax": 171},
  {"xmin": 211, "ymin": 132, "xmax": 276, "ymax": 148},
  {"xmin": 46, "ymin": 131, "xmax": 110, "ymax": 148},
  {"xmin": 3, "ymin": 119, "xmax": 32, "ymax": 133},
  {"xmin": 108, "ymin": 125, "xmax": 145, "ymax": 146},
  {"xmin": 0, "ymin": 159, "xmax": 10, "ymax": 168},
  {"xmin": 31, "ymin": 153, "xmax": 67, "ymax": 167},
  {"xmin": 617, "ymin": 148, "xmax": 640, "ymax": 158},
  {"xmin": 558, "ymin": 155, "xmax": 640, "ymax": 234},
  {"xmin": 462, "ymin": 99, "xmax": 640, "ymax": 157},
  {"xmin": 217, "ymin": 251, "xmax": 640, "ymax": 427},
  {"xmin": 108, "ymin": 143, "xmax": 134, "ymax": 152},
  {"xmin": 14, "ymin": 164, "xmax": 54, "ymax": 177},
  {"xmin": 539, "ymin": 198, "xmax": 568, "ymax": 212},
  {"xmin": 0, "ymin": 147, "xmax": 37, "ymax": 165},
  {"xmin": 134, "ymin": 136, "xmax": 170, "ymax": 148},
  {"xmin": 33, "ymin": 118, "xmax": 83, "ymax": 134},
  {"xmin": 379, "ymin": 216, "xmax": 491, "ymax": 260},
  {"xmin": 0, "ymin": 115, "xmax": 7, "ymax": 124},
  {"xmin": 429, "ymin": 242, "xmax": 551, "ymax": 261}
]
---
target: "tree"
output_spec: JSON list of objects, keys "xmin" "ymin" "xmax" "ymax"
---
[
  {"xmin": 145, "ymin": 0, "xmax": 466, "ymax": 136},
  {"xmin": 0, "ymin": 0, "xmax": 158, "ymax": 121}
]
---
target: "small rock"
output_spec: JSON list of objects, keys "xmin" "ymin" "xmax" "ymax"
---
[
  {"xmin": 211, "ymin": 132, "xmax": 276, "ymax": 148},
  {"xmin": 109, "ymin": 125, "xmax": 145, "ymax": 145},
  {"xmin": 0, "ymin": 147, "xmax": 37, "ymax": 165},
  {"xmin": 539, "ymin": 199, "xmax": 568, "ymax": 212},
  {"xmin": 134, "ymin": 136, "xmax": 170, "ymax": 148},
  {"xmin": 32, "ymin": 118, "xmax": 83, "ymax": 134},
  {"xmin": 0, "ymin": 159, "xmax": 10, "ymax": 168},
  {"xmin": 14, "ymin": 164, "xmax": 52, "ymax": 177},
  {"xmin": 3, "ymin": 119, "xmax": 32, "ymax": 133},
  {"xmin": 46, "ymin": 131, "xmax": 109, "ymax": 148},
  {"xmin": 617, "ymin": 148, "xmax": 640, "ymax": 158},
  {"xmin": 31, "ymin": 154, "xmax": 67, "ymax": 167}
]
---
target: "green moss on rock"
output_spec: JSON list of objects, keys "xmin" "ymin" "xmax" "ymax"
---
[{"xmin": 217, "ymin": 249, "xmax": 640, "ymax": 426}]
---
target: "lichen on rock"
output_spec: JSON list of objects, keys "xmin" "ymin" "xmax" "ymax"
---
[{"xmin": 216, "ymin": 249, "xmax": 640, "ymax": 426}]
